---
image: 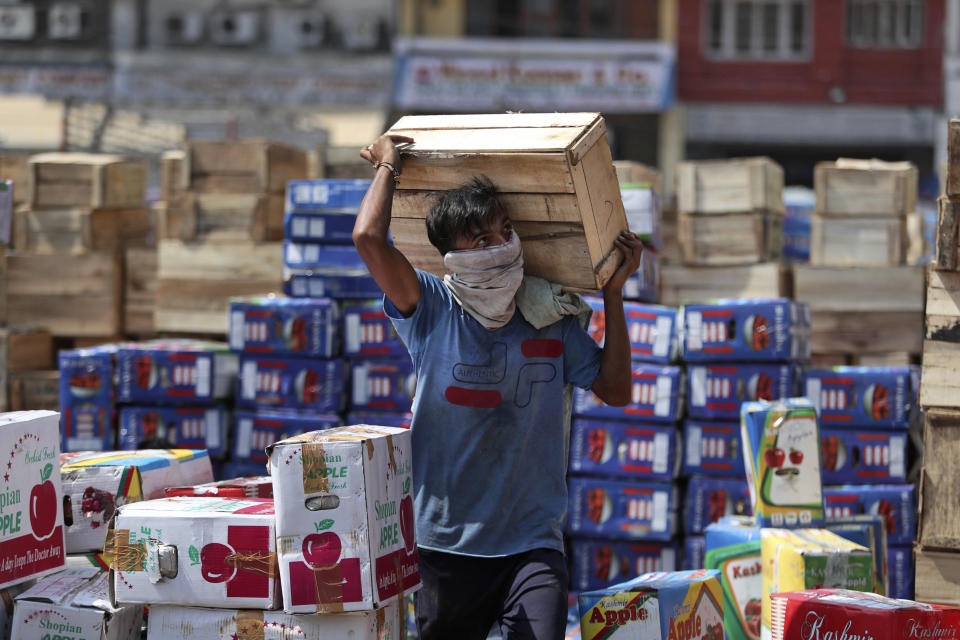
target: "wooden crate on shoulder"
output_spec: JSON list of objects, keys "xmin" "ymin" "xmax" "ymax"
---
[
  {"xmin": 184, "ymin": 140, "xmax": 308, "ymax": 194},
  {"xmin": 675, "ymin": 157, "xmax": 784, "ymax": 215},
  {"xmin": 814, "ymin": 159, "xmax": 917, "ymax": 217},
  {"xmin": 660, "ymin": 263, "xmax": 790, "ymax": 305},
  {"xmin": 0, "ymin": 328, "xmax": 54, "ymax": 412},
  {"xmin": 13, "ymin": 207, "xmax": 152, "ymax": 254},
  {"xmin": 385, "ymin": 113, "xmax": 628, "ymax": 292},
  {"xmin": 29, "ymin": 153, "xmax": 146, "ymax": 210},
  {"xmin": 678, "ymin": 210, "xmax": 781, "ymax": 265}
]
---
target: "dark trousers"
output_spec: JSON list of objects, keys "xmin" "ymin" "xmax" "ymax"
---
[{"xmin": 414, "ymin": 547, "xmax": 569, "ymax": 640}]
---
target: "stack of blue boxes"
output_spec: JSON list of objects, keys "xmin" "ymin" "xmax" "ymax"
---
[
  {"xmin": 802, "ymin": 365, "xmax": 919, "ymax": 599},
  {"xmin": 679, "ymin": 298, "xmax": 811, "ymax": 567},
  {"xmin": 565, "ymin": 297, "xmax": 683, "ymax": 594}
]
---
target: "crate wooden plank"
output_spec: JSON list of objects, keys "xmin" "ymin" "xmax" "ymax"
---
[
  {"xmin": 678, "ymin": 211, "xmax": 781, "ymax": 266},
  {"xmin": 811, "ymin": 310, "xmax": 922, "ymax": 355},
  {"xmin": 915, "ymin": 549, "xmax": 960, "ymax": 606},
  {"xmin": 947, "ymin": 119, "xmax": 960, "ymax": 197},
  {"xmin": 8, "ymin": 370, "xmax": 59, "ymax": 412},
  {"xmin": 922, "ymin": 269, "xmax": 960, "ymax": 409},
  {"xmin": 160, "ymin": 149, "xmax": 186, "ymax": 201},
  {"xmin": 853, "ymin": 351, "xmax": 916, "ymax": 366},
  {"xmin": 160, "ymin": 192, "xmax": 284, "ymax": 242},
  {"xmin": 919, "ymin": 409, "xmax": 960, "ymax": 550},
  {"xmin": 907, "ymin": 211, "xmax": 926, "ymax": 266},
  {"xmin": 814, "ymin": 159, "xmax": 917, "ymax": 217},
  {"xmin": 13, "ymin": 207, "xmax": 152, "ymax": 254},
  {"xmin": 937, "ymin": 197, "xmax": 959, "ymax": 270},
  {"xmin": 613, "ymin": 161, "xmax": 661, "ymax": 193},
  {"xmin": 5, "ymin": 251, "xmax": 123, "ymax": 337},
  {"xmin": 29, "ymin": 152, "xmax": 146, "ymax": 210},
  {"xmin": 0, "ymin": 327, "xmax": 54, "ymax": 413},
  {"xmin": 793, "ymin": 265, "xmax": 924, "ymax": 312},
  {"xmin": 385, "ymin": 113, "xmax": 627, "ymax": 291},
  {"xmin": 185, "ymin": 140, "xmax": 308, "ymax": 194},
  {"xmin": 125, "ymin": 247, "xmax": 157, "ymax": 336},
  {"xmin": 0, "ymin": 154, "xmax": 29, "ymax": 204},
  {"xmin": 675, "ymin": 157, "xmax": 784, "ymax": 215},
  {"xmin": 809, "ymin": 214, "xmax": 905, "ymax": 266},
  {"xmin": 660, "ymin": 263, "xmax": 790, "ymax": 305}
]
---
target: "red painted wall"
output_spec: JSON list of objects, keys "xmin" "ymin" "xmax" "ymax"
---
[{"xmin": 677, "ymin": 0, "xmax": 943, "ymax": 106}]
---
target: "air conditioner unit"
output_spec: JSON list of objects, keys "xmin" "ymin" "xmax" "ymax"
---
[
  {"xmin": 341, "ymin": 16, "xmax": 381, "ymax": 51},
  {"xmin": 165, "ymin": 11, "xmax": 204, "ymax": 45},
  {"xmin": 210, "ymin": 9, "xmax": 260, "ymax": 46},
  {"xmin": 0, "ymin": 5, "xmax": 35, "ymax": 40},
  {"xmin": 295, "ymin": 15, "xmax": 325, "ymax": 48},
  {"xmin": 47, "ymin": 2, "xmax": 86, "ymax": 40}
]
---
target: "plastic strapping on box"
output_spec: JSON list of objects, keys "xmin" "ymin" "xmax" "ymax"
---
[
  {"xmin": 226, "ymin": 550, "xmax": 277, "ymax": 579},
  {"xmin": 301, "ymin": 442, "xmax": 329, "ymax": 494},
  {"xmin": 236, "ymin": 610, "xmax": 265, "ymax": 640},
  {"xmin": 312, "ymin": 562, "xmax": 346, "ymax": 614},
  {"xmin": 110, "ymin": 529, "xmax": 147, "ymax": 571}
]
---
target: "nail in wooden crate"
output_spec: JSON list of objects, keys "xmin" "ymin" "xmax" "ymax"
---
[
  {"xmin": 385, "ymin": 113, "xmax": 628, "ymax": 292},
  {"xmin": 28, "ymin": 152, "xmax": 146, "ymax": 210},
  {"xmin": 659, "ymin": 262, "xmax": 790, "ymax": 306},
  {"xmin": 125, "ymin": 247, "xmax": 157, "ymax": 337},
  {"xmin": 809, "ymin": 214, "xmax": 906, "ymax": 267},
  {"xmin": 919, "ymin": 408, "xmax": 960, "ymax": 551},
  {"xmin": 13, "ymin": 207, "xmax": 152, "ymax": 254},
  {"xmin": 5, "ymin": 251, "xmax": 123, "ymax": 337},
  {"xmin": 915, "ymin": 548, "xmax": 960, "ymax": 606},
  {"xmin": 184, "ymin": 140, "xmax": 308, "ymax": 194},
  {"xmin": 155, "ymin": 239, "xmax": 283, "ymax": 334},
  {"xmin": 675, "ymin": 157, "xmax": 784, "ymax": 215},
  {"xmin": 159, "ymin": 192, "xmax": 285, "ymax": 242},
  {"xmin": 0, "ymin": 327, "xmax": 54, "ymax": 412},
  {"xmin": 678, "ymin": 210, "xmax": 781, "ymax": 266},
  {"xmin": 8, "ymin": 370, "xmax": 59, "ymax": 412},
  {"xmin": 814, "ymin": 159, "xmax": 917, "ymax": 217},
  {"xmin": 921, "ymin": 269, "xmax": 960, "ymax": 410}
]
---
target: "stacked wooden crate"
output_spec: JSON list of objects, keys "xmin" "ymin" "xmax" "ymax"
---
[
  {"xmin": 794, "ymin": 159, "xmax": 924, "ymax": 366},
  {"xmin": 915, "ymin": 121, "xmax": 960, "ymax": 604},
  {"xmin": 155, "ymin": 140, "xmax": 306, "ymax": 333},
  {"xmin": 661, "ymin": 157, "xmax": 789, "ymax": 304}
]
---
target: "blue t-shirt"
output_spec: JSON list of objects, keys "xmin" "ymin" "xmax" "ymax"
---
[{"xmin": 384, "ymin": 270, "xmax": 602, "ymax": 557}]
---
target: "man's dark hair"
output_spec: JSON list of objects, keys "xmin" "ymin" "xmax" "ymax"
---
[{"xmin": 425, "ymin": 175, "xmax": 503, "ymax": 255}]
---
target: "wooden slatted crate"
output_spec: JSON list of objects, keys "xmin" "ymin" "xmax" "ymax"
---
[
  {"xmin": 793, "ymin": 265, "xmax": 924, "ymax": 312},
  {"xmin": 125, "ymin": 247, "xmax": 158, "ymax": 336},
  {"xmin": 677, "ymin": 211, "xmax": 781, "ymax": 265},
  {"xmin": 8, "ymin": 370, "xmax": 59, "ymax": 412},
  {"xmin": 613, "ymin": 161, "xmax": 661, "ymax": 193},
  {"xmin": 13, "ymin": 207, "xmax": 152, "ymax": 254},
  {"xmin": 919, "ymin": 408, "xmax": 960, "ymax": 550},
  {"xmin": 659, "ymin": 263, "xmax": 790, "ymax": 305},
  {"xmin": 921, "ymin": 269, "xmax": 960, "ymax": 409},
  {"xmin": 675, "ymin": 157, "xmax": 784, "ymax": 215},
  {"xmin": 159, "ymin": 192, "xmax": 285, "ymax": 242},
  {"xmin": 809, "ymin": 214, "xmax": 906, "ymax": 266},
  {"xmin": 184, "ymin": 140, "xmax": 308, "ymax": 194},
  {"xmin": 29, "ymin": 153, "xmax": 146, "ymax": 210},
  {"xmin": 814, "ymin": 159, "xmax": 917, "ymax": 217},
  {"xmin": 916, "ymin": 549, "xmax": 960, "ymax": 606},
  {"xmin": 0, "ymin": 327, "xmax": 54, "ymax": 413},
  {"xmin": 385, "ymin": 113, "xmax": 628, "ymax": 292},
  {"xmin": 937, "ymin": 197, "xmax": 959, "ymax": 270}
]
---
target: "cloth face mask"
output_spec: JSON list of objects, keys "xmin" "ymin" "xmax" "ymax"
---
[{"xmin": 442, "ymin": 233, "xmax": 524, "ymax": 330}]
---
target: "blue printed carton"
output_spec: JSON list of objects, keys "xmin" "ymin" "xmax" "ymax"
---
[
  {"xmin": 803, "ymin": 366, "xmax": 915, "ymax": 429},
  {"xmin": 283, "ymin": 241, "xmax": 367, "ymax": 270},
  {"xmin": 684, "ymin": 475, "xmax": 752, "ymax": 535},
  {"xmin": 350, "ymin": 357, "xmax": 416, "ymax": 412},
  {"xmin": 284, "ymin": 268, "xmax": 381, "ymax": 300},
  {"xmin": 284, "ymin": 209, "xmax": 358, "ymax": 244},
  {"xmin": 688, "ymin": 363, "xmax": 797, "ymax": 421},
  {"xmin": 583, "ymin": 298, "xmax": 678, "ymax": 364},
  {"xmin": 567, "ymin": 477, "xmax": 677, "ymax": 542},
  {"xmin": 237, "ymin": 355, "xmax": 347, "ymax": 412},
  {"xmin": 58, "ymin": 345, "xmax": 120, "ymax": 452},
  {"xmin": 570, "ymin": 538, "xmax": 678, "ymax": 592},
  {"xmin": 286, "ymin": 179, "xmax": 370, "ymax": 213},
  {"xmin": 574, "ymin": 364, "xmax": 682, "ymax": 423},
  {"xmin": 346, "ymin": 411, "xmax": 412, "ymax": 429},
  {"xmin": 826, "ymin": 514, "xmax": 889, "ymax": 596},
  {"xmin": 118, "ymin": 405, "xmax": 229, "ymax": 457},
  {"xmin": 682, "ymin": 299, "xmax": 810, "ymax": 362},
  {"xmin": 888, "ymin": 545, "xmax": 913, "ymax": 600},
  {"xmin": 233, "ymin": 410, "xmax": 341, "ymax": 463},
  {"xmin": 681, "ymin": 420, "xmax": 746, "ymax": 478},
  {"xmin": 683, "ymin": 536, "xmax": 706, "ymax": 570},
  {"xmin": 228, "ymin": 296, "xmax": 340, "ymax": 357},
  {"xmin": 820, "ymin": 426, "xmax": 907, "ymax": 485},
  {"xmin": 823, "ymin": 484, "xmax": 915, "ymax": 545},
  {"xmin": 115, "ymin": 341, "xmax": 238, "ymax": 404},
  {"xmin": 569, "ymin": 418, "xmax": 679, "ymax": 482},
  {"xmin": 342, "ymin": 301, "xmax": 407, "ymax": 358}
]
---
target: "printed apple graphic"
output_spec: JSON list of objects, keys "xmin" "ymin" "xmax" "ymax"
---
[
  {"xmin": 200, "ymin": 542, "xmax": 235, "ymax": 583},
  {"xmin": 789, "ymin": 449, "xmax": 804, "ymax": 465},
  {"xmin": 302, "ymin": 532, "xmax": 341, "ymax": 568},
  {"xmin": 399, "ymin": 495, "xmax": 415, "ymax": 555},
  {"xmin": 30, "ymin": 463, "xmax": 58, "ymax": 539},
  {"xmin": 764, "ymin": 447, "xmax": 785, "ymax": 468}
]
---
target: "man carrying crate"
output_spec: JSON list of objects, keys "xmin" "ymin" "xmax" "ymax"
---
[{"xmin": 354, "ymin": 133, "xmax": 642, "ymax": 640}]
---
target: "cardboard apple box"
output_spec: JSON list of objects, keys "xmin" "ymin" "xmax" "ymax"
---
[
  {"xmin": 110, "ymin": 496, "xmax": 279, "ymax": 609},
  {"xmin": 164, "ymin": 476, "xmax": 274, "ymax": 499},
  {"xmin": 146, "ymin": 599, "xmax": 403, "ymax": 639},
  {"xmin": 0, "ymin": 411, "xmax": 65, "ymax": 590},
  {"xmin": 12, "ymin": 567, "xmax": 143, "ymax": 640},
  {"xmin": 60, "ymin": 449, "xmax": 214, "ymax": 554},
  {"xmin": 267, "ymin": 425, "xmax": 420, "ymax": 613}
]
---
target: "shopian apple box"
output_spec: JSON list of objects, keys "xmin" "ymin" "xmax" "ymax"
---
[
  {"xmin": 0, "ymin": 411, "xmax": 65, "ymax": 590},
  {"xmin": 570, "ymin": 538, "xmax": 679, "ymax": 592},
  {"xmin": 741, "ymin": 399, "xmax": 824, "ymax": 528},
  {"xmin": 267, "ymin": 425, "xmax": 420, "ymax": 613},
  {"xmin": 12, "ymin": 567, "xmax": 143, "ymax": 640},
  {"xmin": 0, "ymin": 579, "xmax": 36, "ymax": 640},
  {"xmin": 146, "ymin": 599, "xmax": 403, "ymax": 640},
  {"xmin": 111, "ymin": 496, "xmax": 279, "ymax": 609}
]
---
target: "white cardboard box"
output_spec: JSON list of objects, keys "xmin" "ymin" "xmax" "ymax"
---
[
  {"xmin": 268, "ymin": 425, "xmax": 420, "ymax": 613},
  {"xmin": 147, "ymin": 600, "xmax": 402, "ymax": 639},
  {"xmin": 111, "ymin": 496, "xmax": 280, "ymax": 609},
  {"xmin": 0, "ymin": 411, "xmax": 65, "ymax": 589},
  {"xmin": 12, "ymin": 567, "xmax": 143, "ymax": 640}
]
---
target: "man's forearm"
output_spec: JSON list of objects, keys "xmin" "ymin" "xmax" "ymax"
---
[{"xmin": 593, "ymin": 288, "xmax": 632, "ymax": 406}]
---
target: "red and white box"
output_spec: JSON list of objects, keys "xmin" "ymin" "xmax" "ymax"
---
[
  {"xmin": 146, "ymin": 600, "xmax": 402, "ymax": 639},
  {"xmin": 0, "ymin": 411, "xmax": 65, "ymax": 589},
  {"xmin": 111, "ymin": 497, "xmax": 279, "ymax": 609},
  {"xmin": 164, "ymin": 476, "xmax": 273, "ymax": 499},
  {"xmin": 12, "ymin": 568, "xmax": 143, "ymax": 640},
  {"xmin": 268, "ymin": 425, "xmax": 420, "ymax": 613},
  {"xmin": 770, "ymin": 589, "xmax": 960, "ymax": 640}
]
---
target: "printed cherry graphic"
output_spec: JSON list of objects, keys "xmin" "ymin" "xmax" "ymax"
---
[
  {"xmin": 399, "ymin": 495, "xmax": 415, "ymax": 555},
  {"xmin": 789, "ymin": 449, "xmax": 804, "ymax": 465},
  {"xmin": 764, "ymin": 447, "xmax": 786, "ymax": 468},
  {"xmin": 200, "ymin": 542, "xmax": 235, "ymax": 583},
  {"xmin": 30, "ymin": 463, "xmax": 57, "ymax": 539},
  {"xmin": 302, "ymin": 532, "xmax": 341, "ymax": 568}
]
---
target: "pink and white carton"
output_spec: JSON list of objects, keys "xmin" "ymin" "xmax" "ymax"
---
[
  {"xmin": 0, "ymin": 411, "xmax": 64, "ymax": 589},
  {"xmin": 110, "ymin": 496, "xmax": 279, "ymax": 609},
  {"xmin": 12, "ymin": 568, "xmax": 142, "ymax": 640},
  {"xmin": 267, "ymin": 425, "xmax": 420, "ymax": 613}
]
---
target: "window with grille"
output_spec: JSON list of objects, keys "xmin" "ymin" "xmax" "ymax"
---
[
  {"xmin": 704, "ymin": 0, "xmax": 810, "ymax": 60},
  {"xmin": 846, "ymin": 0, "xmax": 923, "ymax": 48}
]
